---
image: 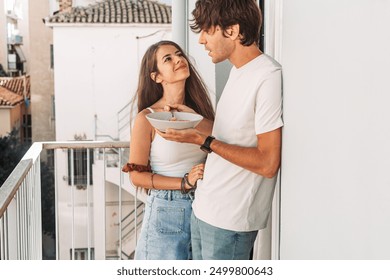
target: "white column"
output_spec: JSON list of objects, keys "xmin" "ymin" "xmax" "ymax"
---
[{"xmin": 172, "ymin": 0, "xmax": 188, "ymax": 51}]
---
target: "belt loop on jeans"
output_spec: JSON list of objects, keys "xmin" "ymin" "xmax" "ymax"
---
[
  {"xmin": 189, "ymin": 191, "xmax": 195, "ymax": 201},
  {"xmin": 168, "ymin": 190, "xmax": 172, "ymax": 201}
]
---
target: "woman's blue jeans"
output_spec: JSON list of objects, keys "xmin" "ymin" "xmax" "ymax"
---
[{"xmin": 135, "ymin": 190, "xmax": 193, "ymax": 260}]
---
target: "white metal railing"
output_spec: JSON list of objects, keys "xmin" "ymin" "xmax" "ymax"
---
[
  {"xmin": 0, "ymin": 141, "xmax": 143, "ymax": 260},
  {"xmin": 0, "ymin": 143, "xmax": 42, "ymax": 260}
]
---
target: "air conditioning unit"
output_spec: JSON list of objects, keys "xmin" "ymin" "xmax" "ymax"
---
[
  {"xmin": 9, "ymin": 35, "xmax": 23, "ymax": 44},
  {"xmin": 13, "ymin": 35, "xmax": 23, "ymax": 44}
]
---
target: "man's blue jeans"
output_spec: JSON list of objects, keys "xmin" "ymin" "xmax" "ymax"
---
[{"xmin": 190, "ymin": 212, "xmax": 258, "ymax": 260}]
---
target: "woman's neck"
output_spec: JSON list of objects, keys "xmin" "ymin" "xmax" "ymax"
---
[{"xmin": 159, "ymin": 82, "xmax": 186, "ymax": 106}]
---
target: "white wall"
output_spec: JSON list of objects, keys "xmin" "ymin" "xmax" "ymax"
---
[
  {"xmin": 279, "ymin": 0, "xmax": 390, "ymax": 259},
  {"xmin": 0, "ymin": 109, "xmax": 11, "ymax": 136},
  {"xmin": 52, "ymin": 25, "xmax": 171, "ymax": 141}
]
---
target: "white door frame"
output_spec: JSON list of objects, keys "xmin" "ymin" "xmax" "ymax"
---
[{"xmin": 263, "ymin": 0, "xmax": 283, "ymax": 260}]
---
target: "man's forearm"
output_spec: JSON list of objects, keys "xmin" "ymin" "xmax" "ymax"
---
[
  {"xmin": 209, "ymin": 139, "xmax": 280, "ymax": 178},
  {"xmin": 207, "ymin": 128, "xmax": 282, "ymax": 178}
]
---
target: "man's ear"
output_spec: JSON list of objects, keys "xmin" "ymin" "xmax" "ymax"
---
[{"xmin": 226, "ymin": 24, "xmax": 240, "ymax": 41}]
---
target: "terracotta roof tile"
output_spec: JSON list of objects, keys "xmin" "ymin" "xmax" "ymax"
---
[
  {"xmin": 0, "ymin": 75, "xmax": 30, "ymax": 98},
  {"xmin": 0, "ymin": 75, "xmax": 30, "ymax": 106},
  {"xmin": 0, "ymin": 87, "xmax": 24, "ymax": 106},
  {"xmin": 46, "ymin": 0, "xmax": 171, "ymax": 24}
]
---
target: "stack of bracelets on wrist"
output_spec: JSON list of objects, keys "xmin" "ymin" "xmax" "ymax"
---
[{"xmin": 180, "ymin": 173, "xmax": 197, "ymax": 194}]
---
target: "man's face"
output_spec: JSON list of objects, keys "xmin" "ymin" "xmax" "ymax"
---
[{"xmin": 198, "ymin": 26, "xmax": 234, "ymax": 64}]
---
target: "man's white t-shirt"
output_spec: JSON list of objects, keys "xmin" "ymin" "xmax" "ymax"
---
[{"xmin": 193, "ymin": 54, "xmax": 283, "ymax": 232}]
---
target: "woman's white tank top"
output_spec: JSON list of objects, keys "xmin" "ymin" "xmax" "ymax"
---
[{"xmin": 147, "ymin": 107, "xmax": 206, "ymax": 177}]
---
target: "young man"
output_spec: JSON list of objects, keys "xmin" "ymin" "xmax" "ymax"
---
[{"xmin": 157, "ymin": 0, "xmax": 283, "ymax": 259}]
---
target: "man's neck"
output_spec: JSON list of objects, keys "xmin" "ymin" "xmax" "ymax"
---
[{"xmin": 229, "ymin": 44, "xmax": 262, "ymax": 68}]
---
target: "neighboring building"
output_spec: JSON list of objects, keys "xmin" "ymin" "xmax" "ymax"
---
[
  {"xmin": 29, "ymin": 0, "xmax": 56, "ymax": 145},
  {"xmin": 0, "ymin": 75, "xmax": 31, "ymax": 141},
  {"xmin": 0, "ymin": 0, "xmax": 31, "ymax": 143},
  {"xmin": 44, "ymin": 0, "xmax": 172, "ymax": 259},
  {"xmin": 0, "ymin": 0, "xmax": 27, "ymax": 76},
  {"xmin": 0, "ymin": 0, "xmax": 56, "ymax": 147},
  {"xmin": 0, "ymin": 0, "xmax": 8, "ymax": 71},
  {"xmin": 0, "ymin": 0, "xmax": 56, "ymax": 260}
]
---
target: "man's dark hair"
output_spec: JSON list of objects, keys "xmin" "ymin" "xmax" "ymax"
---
[{"xmin": 190, "ymin": 0, "xmax": 262, "ymax": 46}]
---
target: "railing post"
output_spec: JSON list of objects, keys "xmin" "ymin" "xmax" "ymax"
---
[
  {"xmin": 118, "ymin": 148, "xmax": 123, "ymax": 259},
  {"xmin": 86, "ymin": 148, "xmax": 91, "ymax": 260}
]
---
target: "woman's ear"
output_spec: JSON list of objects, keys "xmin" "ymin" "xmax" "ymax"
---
[
  {"xmin": 150, "ymin": 72, "xmax": 162, "ymax": 83},
  {"xmin": 150, "ymin": 72, "xmax": 156, "ymax": 81}
]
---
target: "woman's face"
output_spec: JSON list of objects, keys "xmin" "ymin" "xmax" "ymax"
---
[{"xmin": 152, "ymin": 44, "xmax": 190, "ymax": 85}]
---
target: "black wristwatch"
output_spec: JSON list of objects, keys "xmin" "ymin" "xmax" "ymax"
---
[{"xmin": 200, "ymin": 136, "xmax": 215, "ymax": 153}]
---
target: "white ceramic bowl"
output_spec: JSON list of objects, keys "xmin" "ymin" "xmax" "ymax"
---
[{"xmin": 145, "ymin": 112, "xmax": 203, "ymax": 132}]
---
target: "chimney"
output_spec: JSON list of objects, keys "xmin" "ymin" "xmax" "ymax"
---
[{"xmin": 59, "ymin": 0, "xmax": 73, "ymax": 12}]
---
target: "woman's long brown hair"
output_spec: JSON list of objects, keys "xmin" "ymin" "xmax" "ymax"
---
[{"xmin": 131, "ymin": 40, "xmax": 215, "ymax": 121}]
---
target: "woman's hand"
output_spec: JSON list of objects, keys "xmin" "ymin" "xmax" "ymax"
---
[
  {"xmin": 163, "ymin": 103, "xmax": 213, "ymax": 136},
  {"xmin": 186, "ymin": 163, "xmax": 205, "ymax": 190},
  {"xmin": 164, "ymin": 104, "xmax": 196, "ymax": 114}
]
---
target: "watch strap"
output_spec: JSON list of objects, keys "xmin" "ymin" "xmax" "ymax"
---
[{"xmin": 200, "ymin": 136, "xmax": 215, "ymax": 153}]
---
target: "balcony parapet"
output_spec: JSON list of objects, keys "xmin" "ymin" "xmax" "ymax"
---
[
  {"xmin": 1, "ymin": 141, "xmax": 137, "ymax": 260},
  {"xmin": 0, "ymin": 159, "xmax": 32, "ymax": 217}
]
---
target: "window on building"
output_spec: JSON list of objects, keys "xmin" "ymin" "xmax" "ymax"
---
[
  {"xmin": 50, "ymin": 44, "xmax": 54, "ymax": 69},
  {"xmin": 70, "ymin": 248, "xmax": 95, "ymax": 260},
  {"xmin": 67, "ymin": 149, "xmax": 94, "ymax": 187},
  {"xmin": 22, "ymin": 114, "xmax": 31, "ymax": 143},
  {"xmin": 51, "ymin": 95, "xmax": 55, "ymax": 120}
]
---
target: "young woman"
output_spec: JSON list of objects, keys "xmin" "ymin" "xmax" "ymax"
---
[{"xmin": 122, "ymin": 40, "xmax": 214, "ymax": 259}]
